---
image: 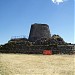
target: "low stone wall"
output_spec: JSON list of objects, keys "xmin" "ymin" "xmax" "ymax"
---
[{"xmin": 0, "ymin": 44, "xmax": 74, "ymax": 54}]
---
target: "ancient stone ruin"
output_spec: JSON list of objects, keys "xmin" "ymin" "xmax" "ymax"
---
[
  {"xmin": 28, "ymin": 23, "xmax": 51, "ymax": 42},
  {"xmin": 0, "ymin": 23, "xmax": 75, "ymax": 54}
]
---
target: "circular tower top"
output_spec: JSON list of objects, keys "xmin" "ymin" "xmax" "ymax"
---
[{"xmin": 28, "ymin": 23, "xmax": 51, "ymax": 42}]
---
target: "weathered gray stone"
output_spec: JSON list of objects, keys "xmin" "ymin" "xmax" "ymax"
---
[{"xmin": 28, "ymin": 23, "xmax": 51, "ymax": 42}]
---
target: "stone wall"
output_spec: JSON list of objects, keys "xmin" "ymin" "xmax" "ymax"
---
[{"xmin": 28, "ymin": 23, "xmax": 51, "ymax": 42}]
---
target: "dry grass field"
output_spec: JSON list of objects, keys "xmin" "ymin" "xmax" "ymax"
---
[{"xmin": 0, "ymin": 54, "xmax": 75, "ymax": 75}]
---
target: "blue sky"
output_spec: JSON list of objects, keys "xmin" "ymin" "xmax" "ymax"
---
[{"xmin": 0, "ymin": 0, "xmax": 74, "ymax": 44}]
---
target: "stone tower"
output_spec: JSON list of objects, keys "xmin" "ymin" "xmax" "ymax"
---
[{"xmin": 28, "ymin": 23, "xmax": 51, "ymax": 42}]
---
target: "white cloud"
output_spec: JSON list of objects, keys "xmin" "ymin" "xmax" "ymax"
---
[{"xmin": 52, "ymin": 0, "xmax": 65, "ymax": 5}]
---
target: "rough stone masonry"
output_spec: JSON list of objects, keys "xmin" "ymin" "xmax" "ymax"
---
[{"xmin": 28, "ymin": 23, "xmax": 51, "ymax": 42}]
